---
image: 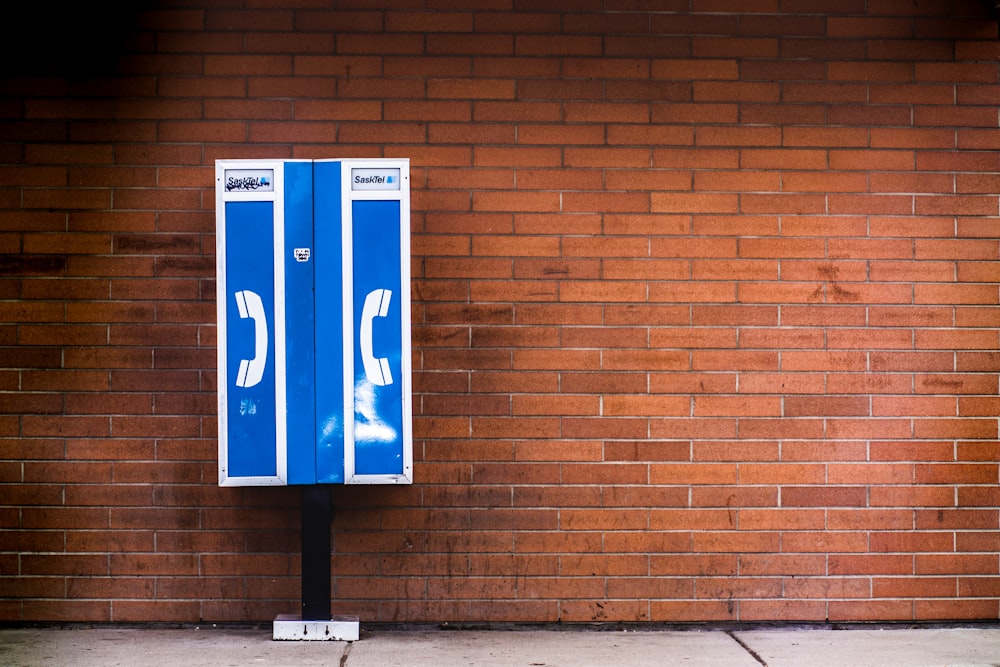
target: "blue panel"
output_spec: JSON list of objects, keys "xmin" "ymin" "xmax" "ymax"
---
[
  {"xmin": 352, "ymin": 199, "xmax": 404, "ymax": 476},
  {"xmin": 284, "ymin": 162, "xmax": 317, "ymax": 485},
  {"xmin": 313, "ymin": 161, "xmax": 345, "ymax": 484},
  {"xmin": 225, "ymin": 201, "xmax": 277, "ymax": 478}
]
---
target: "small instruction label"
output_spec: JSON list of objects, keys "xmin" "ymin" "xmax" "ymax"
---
[{"xmin": 293, "ymin": 248, "xmax": 311, "ymax": 262}]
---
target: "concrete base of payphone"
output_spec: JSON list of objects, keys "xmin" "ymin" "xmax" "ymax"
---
[
  {"xmin": 273, "ymin": 614, "xmax": 360, "ymax": 641},
  {"xmin": 272, "ymin": 487, "xmax": 358, "ymax": 641}
]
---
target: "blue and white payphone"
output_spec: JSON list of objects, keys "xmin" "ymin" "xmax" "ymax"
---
[{"xmin": 215, "ymin": 159, "xmax": 413, "ymax": 488}]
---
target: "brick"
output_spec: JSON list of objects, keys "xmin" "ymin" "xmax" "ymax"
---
[
  {"xmin": 563, "ymin": 192, "xmax": 650, "ymax": 214},
  {"xmin": 693, "ymin": 395, "xmax": 780, "ymax": 417},
  {"xmin": 740, "ymin": 56, "xmax": 825, "ymax": 80},
  {"xmin": 700, "ymin": 576, "xmax": 783, "ymax": 601},
  {"xmin": 916, "ymin": 329, "xmax": 999, "ymax": 350},
  {"xmin": 650, "ymin": 463, "xmax": 737, "ymax": 486},
  {"xmin": 689, "ymin": 350, "xmax": 777, "ymax": 372},
  {"xmin": 916, "ymin": 239, "xmax": 999, "ymax": 261},
  {"xmin": 649, "ymin": 192, "xmax": 738, "ymax": 214},
  {"xmin": 20, "ymin": 412, "xmax": 111, "ymax": 437},
  {"xmin": 738, "ymin": 282, "xmax": 825, "ymax": 304},
  {"xmin": 20, "ymin": 553, "xmax": 109, "ymax": 577},
  {"xmin": 781, "ymin": 531, "xmax": 869, "ymax": 553},
  {"xmin": 916, "ymin": 552, "xmax": 999, "ymax": 576},
  {"xmin": 562, "ymin": 416, "xmax": 649, "ymax": 440},
  {"xmin": 605, "ymin": 81, "xmax": 690, "ymax": 105},
  {"xmin": 693, "ymin": 531, "xmax": 780, "ymax": 554},
  {"xmin": 519, "ymin": 81, "xmax": 605, "ymax": 105},
  {"xmin": 957, "ymin": 530, "xmax": 1000, "ymax": 558},
  {"xmin": 557, "ymin": 11, "xmax": 643, "ymax": 34},
  {"xmin": 515, "ymin": 35, "xmax": 601, "ymax": 57},
  {"xmin": 649, "ymin": 281, "xmax": 734, "ymax": 303},
  {"xmin": 959, "ymin": 397, "xmax": 1000, "ymax": 418},
  {"xmin": 915, "ymin": 599, "xmax": 1000, "ymax": 621},
  {"xmin": 874, "ymin": 577, "xmax": 957, "ymax": 600},
  {"xmin": 828, "ymin": 508, "xmax": 915, "ymax": 530},
  {"xmin": 740, "ymin": 509, "xmax": 824, "ymax": 531},
  {"xmin": 651, "ymin": 104, "xmax": 738, "ymax": 127},
  {"xmin": 650, "ymin": 327, "xmax": 734, "ymax": 351},
  {"xmin": 516, "ymin": 124, "xmax": 603, "ymax": 147},
  {"xmin": 827, "ymin": 103, "xmax": 915, "ymax": 126},
  {"xmin": 562, "ymin": 327, "xmax": 649, "ymax": 350},
  {"xmin": 744, "ymin": 105, "xmax": 829, "ymax": 129},
  {"xmin": 784, "ymin": 577, "xmax": 871, "ymax": 600},
  {"xmin": 694, "ymin": 81, "xmax": 780, "ymax": 102},
  {"xmin": 693, "ymin": 485, "xmax": 779, "ymax": 509},
  {"xmin": 428, "ymin": 78, "xmax": 516, "ymax": 100},
  {"xmin": 785, "ymin": 396, "xmax": 870, "ymax": 417},
  {"xmin": 916, "ymin": 105, "xmax": 999, "ymax": 128},
  {"xmin": 830, "ymin": 553, "xmax": 911, "ymax": 578},
  {"xmin": 601, "ymin": 259, "xmax": 685, "ymax": 281},
  {"xmin": 827, "ymin": 418, "xmax": 913, "ymax": 440},
  {"xmin": 916, "ymin": 195, "xmax": 999, "ymax": 217},
  {"xmin": 738, "ymin": 374, "xmax": 824, "ymax": 395},
  {"xmin": 871, "ymin": 442, "xmax": 954, "ymax": 461},
  {"xmin": 603, "ymin": 440, "xmax": 689, "ymax": 463},
  {"xmin": 920, "ymin": 373, "xmax": 998, "ymax": 396},
  {"xmin": 563, "ymin": 102, "xmax": 650, "ymax": 124},
  {"xmin": 602, "ymin": 394, "xmax": 689, "ymax": 417},
  {"xmin": 473, "ymin": 57, "xmax": 559, "ymax": 79},
  {"xmin": 736, "ymin": 554, "xmax": 823, "ymax": 578},
  {"xmin": 699, "ymin": 126, "xmax": 783, "ymax": 149},
  {"xmin": 651, "ymin": 599, "xmax": 736, "ymax": 622},
  {"xmin": 470, "ymin": 281, "xmax": 558, "ymax": 301},
  {"xmin": 918, "ymin": 462, "xmax": 998, "ymax": 486},
  {"xmin": 607, "ymin": 486, "xmax": 689, "ymax": 509},
  {"xmin": 650, "ymin": 12, "xmax": 737, "ymax": 34},
  {"xmin": 918, "ymin": 284, "xmax": 999, "ymax": 306},
  {"xmin": 563, "ymin": 57, "xmax": 651, "ymax": 80},
  {"xmin": 556, "ymin": 508, "xmax": 648, "ymax": 531}
]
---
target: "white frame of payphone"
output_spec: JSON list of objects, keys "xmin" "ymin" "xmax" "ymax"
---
[
  {"xmin": 337, "ymin": 159, "xmax": 413, "ymax": 485},
  {"xmin": 216, "ymin": 159, "xmax": 294, "ymax": 486},
  {"xmin": 216, "ymin": 159, "xmax": 412, "ymax": 487}
]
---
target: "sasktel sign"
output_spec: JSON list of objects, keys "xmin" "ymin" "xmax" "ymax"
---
[{"xmin": 351, "ymin": 168, "xmax": 401, "ymax": 190}]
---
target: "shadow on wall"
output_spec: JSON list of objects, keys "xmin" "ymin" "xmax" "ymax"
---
[{"xmin": 1, "ymin": 5, "xmax": 150, "ymax": 76}]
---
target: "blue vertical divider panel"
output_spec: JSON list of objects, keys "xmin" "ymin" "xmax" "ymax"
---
[
  {"xmin": 283, "ymin": 162, "xmax": 318, "ymax": 485},
  {"xmin": 313, "ymin": 161, "xmax": 346, "ymax": 484},
  {"xmin": 216, "ymin": 159, "xmax": 411, "ymax": 487}
]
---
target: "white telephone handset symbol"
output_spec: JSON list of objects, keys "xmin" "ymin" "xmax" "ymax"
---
[
  {"xmin": 360, "ymin": 288, "xmax": 393, "ymax": 386},
  {"xmin": 234, "ymin": 290, "xmax": 267, "ymax": 388}
]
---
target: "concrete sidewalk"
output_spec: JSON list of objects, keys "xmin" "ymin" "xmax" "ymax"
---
[{"xmin": 2, "ymin": 624, "xmax": 1000, "ymax": 666}]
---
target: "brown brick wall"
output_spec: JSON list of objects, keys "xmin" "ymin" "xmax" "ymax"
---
[{"xmin": 1, "ymin": 0, "xmax": 998, "ymax": 624}]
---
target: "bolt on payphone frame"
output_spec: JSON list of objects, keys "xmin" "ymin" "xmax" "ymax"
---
[{"xmin": 215, "ymin": 158, "xmax": 412, "ymax": 640}]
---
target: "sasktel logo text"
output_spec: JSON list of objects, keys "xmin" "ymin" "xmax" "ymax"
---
[
  {"xmin": 351, "ymin": 168, "xmax": 402, "ymax": 191},
  {"xmin": 354, "ymin": 174, "xmax": 393, "ymax": 185},
  {"xmin": 226, "ymin": 176, "xmax": 270, "ymax": 192},
  {"xmin": 223, "ymin": 169, "xmax": 275, "ymax": 193}
]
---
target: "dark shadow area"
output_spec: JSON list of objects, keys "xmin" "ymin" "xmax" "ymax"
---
[{"xmin": 0, "ymin": 5, "xmax": 148, "ymax": 76}]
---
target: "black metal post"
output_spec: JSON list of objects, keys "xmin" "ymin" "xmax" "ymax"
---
[{"xmin": 301, "ymin": 485, "xmax": 332, "ymax": 621}]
